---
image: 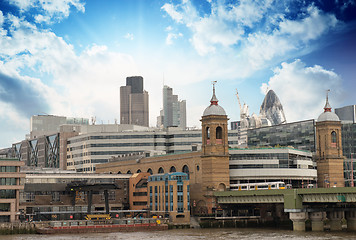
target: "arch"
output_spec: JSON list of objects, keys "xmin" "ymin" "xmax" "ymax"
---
[
  {"xmin": 117, "ymin": 171, "xmax": 121, "ymax": 174},
  {"xmin": 331, "ymin": 131, "xmax": 337, "ymax": 147},
  {"xmin": 196, "ymin": 165, "xmax": 200, "ymax": 171},
  {"xmin": 126, "ymin": 170, "xmax": 131, "ymax": 174},
  {"xmin": 217, "ymin": 183, "xmax": 226, "ymax": 191},
  {"xmin": 136, "ymin": 169, "xmax": 141, "ymax": 173},
  {"xmin": 158, "ymin": 167, "xmax": 164, "ymax": 174},
  {"xmin": 182, "ymin": 165, "xmax": 189, "ymax": 179},
  {"xmin": 147, "ymin": 168, "xmax": 153, "ymax": 175},
  {"xmin": 216, "ymin": 126, "xmax": 223, "ymax": 139},
  {"xmin": 169, "ymin": 166, "xmax": 176, "ymax": 173},
  {"xmin": 206, "ymin": 127, "xmax": 210, "ymax": 139}
]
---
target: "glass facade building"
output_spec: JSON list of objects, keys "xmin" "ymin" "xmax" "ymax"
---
[{"xmin": 247, "ymin": 119, "xmax": 316, "ymax": 152}]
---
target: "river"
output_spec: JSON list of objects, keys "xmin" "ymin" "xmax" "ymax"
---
[{"xmin": 1, "ymin": 228, "xmax": 356, "ymax": 240}]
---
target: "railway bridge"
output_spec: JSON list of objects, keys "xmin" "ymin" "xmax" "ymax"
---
[{"xmin": 214, "ymin": 187, "xmax": 356, "ymax": 231}]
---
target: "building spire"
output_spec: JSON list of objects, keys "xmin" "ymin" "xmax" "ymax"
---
[
  {"xmin": 324, "ymin": 89, "xmax": 332, "ymax": 112},
  {"xmin": 210, "ymin": 81, "xmax": 218, "ymax": 105}
]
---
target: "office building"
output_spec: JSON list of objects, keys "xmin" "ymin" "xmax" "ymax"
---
[
  {"xmin": 148, "ymin": 172, "xmax": 190, "ymax": 224},
  {"xmin": 129, "ymin": 172, "xmax": 150, "ymax": 212},
  {"xmin": 30, "ymin": 115, "xmax": 88, "ymax": 139},
  {"xmin": 335, "ymin": 105, "xmax": 356, "ymax": 123},
  {"xmin": 229, "ymin": 148, "xmax": 317, "ymax": 188},
  {"xmin": 247, "ymin": 119, "xmax": 316, "ymax": 152},
  {"xmin": 0, "ymin": 158, "xmax": 25, "ymax": 222},
  {"xmin": 120, "ymin": 76, "xmax": 149, "ymax": 127},
  {"xmin": 160, "ymin": 85, "xmax": 186, "ymax": 129}
]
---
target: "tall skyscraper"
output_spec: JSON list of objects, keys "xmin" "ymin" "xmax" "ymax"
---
[
  {"xmin": 120, "ymin": 76, "xmax": 149, "ymax": 127},
  {"xmin": 159, "ymin": 85, "xmax": 186, "ymax": 129}
]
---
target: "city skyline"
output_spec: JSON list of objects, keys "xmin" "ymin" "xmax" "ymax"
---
[{"xmin": 0, "ymin": 0, "xmax": 356, "ymax": 148}]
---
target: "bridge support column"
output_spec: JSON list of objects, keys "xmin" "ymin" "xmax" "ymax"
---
[
  {"xmin": 329, "ymin": 211, "xmax": 343, "ymax": 231},
  {"xmin": 289, "ymin": 212, "xmax": 307, "ymax": 231},
  {"xmin": 309, "ymin": 212, "xmax": 325, "ymax": 231},
  {"xmin": 346, "ymin": 210, "xmax": 356, "ymax": 231}
]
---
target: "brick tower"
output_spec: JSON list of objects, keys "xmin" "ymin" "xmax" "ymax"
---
[
  {"xmin": 315, "ymin": 91, "xmax": 344, "ymax": 187},
  {"xmin": 201, "ymin": 82, "xmax": 230, "ymax": 193}
]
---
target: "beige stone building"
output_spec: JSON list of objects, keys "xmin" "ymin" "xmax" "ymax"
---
[{"xmin": 0, "ymin": 158, "xmax": 25, "ymax": 222}]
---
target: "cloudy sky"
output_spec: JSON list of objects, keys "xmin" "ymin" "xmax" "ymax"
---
[{"xmin": 0, "ymin": 0, "xmax": 355, "ymax": 148}]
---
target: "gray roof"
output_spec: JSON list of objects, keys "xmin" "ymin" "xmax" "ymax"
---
[
  {"xmin": 317, "ymin": 111, "xmax": 340, "ymax": 122},
  {"xmin": 203, "ymin": 104, "xmax": 226, "ymax": 116}
]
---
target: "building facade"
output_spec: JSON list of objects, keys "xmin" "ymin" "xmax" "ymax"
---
[
  {"xmin": 247, "ymin": 119, "xmax": 316, "ymax": 152},
  {"xmin": 0, "ymin": 158, "xmax": 25, "ymax": 222},
  {"xmin": 229, "ymin": 148, "xmax": 317, "ymax": 188},
  {"xmin": 315, "ymin": 96, "xmax": 345, "ymax": 188},
  {"xmin": 129, "ymin": 172, "xmax": 150, "ymax": 212},
  {"xmin": 20, "ymin": 172, "xmax": 130, "ymax": 221},
  {"xmin": 160, "ymin": 85, "xmax": 187, "ymax": 129},
  {"xmin": 335, "ymin": 105, "xmax": 356, "ymax": 123},
  {"xmin": 148, "ymin": 172, "xmax": 190, "ymax": 224},
  {"xmin": 97, "ymin": 85, "xmax": 231, "ymax": 215},
  {"xmin": 120, "ymin": 76, "xmax": 149, "ymax": 127}
]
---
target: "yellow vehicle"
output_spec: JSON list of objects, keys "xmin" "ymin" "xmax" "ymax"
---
[{"xmin": 85, "ymin": 214, "xmax": 111, "ymax": 220}]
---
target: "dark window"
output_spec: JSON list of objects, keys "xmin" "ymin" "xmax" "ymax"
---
[
  {"xmin": 158, "ymin": 167, "xmax": 164, "ymax": 174},
  {"xmin": 216, "ymin": 126, "xmax": 223, "ymax": 139},
  {"xmin": 170, "ymin": 166, "xmax": 176, "ymax": 172},
  {"xmin": 206, "ymin": 127, "xmax": 210, "ymax": 139}
]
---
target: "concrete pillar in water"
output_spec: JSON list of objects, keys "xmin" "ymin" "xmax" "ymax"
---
[
  {"xmin": 346, "ymin": 210, "xmax": 356, "ymax": 231},
  {"xmin": 289, "ymin": 212, "xmax": 307, "ymax": 231},
  {"xmin": 309, "ymin": 212, "xmax": 325, "ymax": 231},
  {"xmin": 329, "ymin": 211, "xmax": 343, "ymax": 231}
]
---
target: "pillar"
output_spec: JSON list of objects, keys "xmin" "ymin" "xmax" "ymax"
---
[
  {"xmin": 87, "ymin": 190, "xmax": 93, "ymax": 214},
  {"xmin": 289, "ymin": 212, "xmax": 307, "ymax": 231},
  {"xmin": 346, "ymin": 210, "xmax": 356, "ymax": 231},
  {"xmin": 329, "ymin": 211, "xmax": 343, "ymax": 231},
  {"xmin": 104, "ymin": 190, "xmax": 109, "ymax": 214},
  {"xmin": 309, "ymin": 212, "xmax": 325, "ymax": 231}
]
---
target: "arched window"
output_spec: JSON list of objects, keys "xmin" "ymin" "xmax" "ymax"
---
[
  {"xmin": 118, "ymin": 171, "xmax": 121, "ymax": 174},
  {"xmin": 206, "ymin": 127, "xmax": 210, "ymax": 139},
  {"xmin": 158, "ymin": 167, "xmax": 164, "ymax": 174},
  {"xmin": 147, "ymin": 168, "xmax": 153, "ymax": 175},
  {"xmin": 169, "ymin": 166, "xmax": 176, "ymax": 172},
  {"xmin": 127, "ymin": 170, "xmax": 131, "ymax": 174},
  {"xmin": 331, "ymin": 131, "xmax": 337, "ymax": 147},
  {"xmin": 216, "ymin": 126, "xmax": 222, "ymax": 143},
  {"xmin": 136, "ymin": 169, "xmax": 141, "ymax": 173},
  {"xmin": 182, "ymin": 165, "xmax": 189, "ymax": 179}
]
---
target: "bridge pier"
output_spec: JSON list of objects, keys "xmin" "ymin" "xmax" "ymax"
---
[
  {"xmin": 309, "ymin": 212, "xmax": 325, "ymax": 231},
  {"xmin": 289, "ymin": 212, "xmax": 307, "ymax": 231},
  {"xmin": 328, "ymin": 211, "xmax": 343, "ymax": 231},
  {"xmin": 346, "ymin": 210, "xmax": 356, "ymax": 231}
]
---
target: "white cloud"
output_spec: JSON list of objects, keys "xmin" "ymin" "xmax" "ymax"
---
[
  {"xmin": 9, "ymin": 0, "xmax": 85, "ymax": 24},
  {"xmin": 261, "ymin": 59, "xmax": 343, "ymax": 122},
  {"xmin": 166, "ymin": 32, "xmax": 183, "ymax": 45},
  {"xmin": 124, "ymin": 33, "xmax": 134, "ymax": 40},
  {"xmin": 161, "ymin": 3, "xmax": 184, "ymax": 23}
]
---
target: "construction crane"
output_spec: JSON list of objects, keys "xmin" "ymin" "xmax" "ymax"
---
[{"xmin": 235, "ymin": 89, "xmax": 249, "ymax": 120}]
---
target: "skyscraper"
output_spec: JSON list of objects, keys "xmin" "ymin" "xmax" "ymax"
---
[
  {"xmin": 160, "ymin": 85, "xmax": 186, "ymax": 129},
  {"xmin": 120, "ymin": 76, "xmax": 149, "ymax": 127}
]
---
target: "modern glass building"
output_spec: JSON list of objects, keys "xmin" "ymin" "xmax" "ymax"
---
[
  {"xmin": 247, "ymin": 119, "xmax": 316, "ymax": 152},
  {"xmin": 229, "ymin": 147, "xmax": 317, "ymax": 188},
  {"xmin": 342, "ymin": 123, "xmax": 356, "ymax": 187}
]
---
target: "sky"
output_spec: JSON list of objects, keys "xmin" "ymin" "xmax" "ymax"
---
[{"xmin": 0, "ymin": 0, "xmax": 355, "ymax": 148}]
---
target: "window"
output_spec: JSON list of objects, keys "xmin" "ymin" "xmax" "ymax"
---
[
  {"xmin": 331, "ymin": 131, "xmax": 337, "ymax": 147},
  {"xmin": 158, "ymin": 167, "xmax": 164, "ymax": 174},
  {"xmin": 216, "ymin": 126, "xmax": 222, "ymax": 139},
  {"xmin": 206, "ymin": 127, "xmax": 210, "ymax": 139},
  {"xmin": 170, "ymin": 166, "xmax": 176, "ymax": 172},
  {"xmin": 147, "ymin": 168, "xmax": 153, "ymax": 175}
]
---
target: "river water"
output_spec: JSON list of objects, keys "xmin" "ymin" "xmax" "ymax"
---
[{"xmin": 1, "ymin": 228, "xmax": 356, "ymax": 240}]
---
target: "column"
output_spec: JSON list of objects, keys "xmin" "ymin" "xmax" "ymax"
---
[
  {"xmin": 309, "ymin": 212, "xmax": 325, "ymax": 231},
  {"xmin": 346, "ymin": 210, "xmax": 356, "ymax": 231},
  {"xmin": 289, "ymin": 212, "xmax": 307, "ymax": 231},
  {"xmin": 87, "ymin": 190, "xmax": 92, "ymax": 214},
  {"xmin": 329, "ymin": 211, "xmax": 343, "ymax": 231}
]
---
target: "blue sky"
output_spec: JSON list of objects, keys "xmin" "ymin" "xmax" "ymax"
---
[{"xmin": 0, "ymin": 0, "xmax": 355, "ymax": 148}]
